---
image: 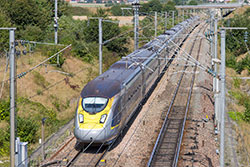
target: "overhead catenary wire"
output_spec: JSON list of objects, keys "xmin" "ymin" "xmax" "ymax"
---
[
  {"xmin": 19, "ymin": 12, "xmax": 191, "ymax": 166},
  {"xmin": 0, "ymin": 44, "xmax": 71, "ymax": 85},
  {"xmin": 77, "ymin": 18, "xmax": 196, "ymax": 166},
  {"xmin": 58, "ymin": 17, "xmax": 182, "ymax": 165},
  {"xmin": 14, "ymin": 67, "xmax": 90, "ymax": 167},
  {"xmin": 111, "ymin": 22, "xmax": 203, "ymax": 167}
]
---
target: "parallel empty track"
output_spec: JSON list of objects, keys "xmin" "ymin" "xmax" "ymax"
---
[{"xmin": 148, "ymin": 22, "xmax": 207, "ymax": 167}]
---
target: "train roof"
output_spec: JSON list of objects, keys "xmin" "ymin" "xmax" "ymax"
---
[
  {"xmin": 81, "ymin": 49, "xmax": 153, "ymax": 98},
  {"xmin": 165, "ymin": 30, "xmax": 175, "ymax": 35},
  {"xmin": 80, "ymin": 17, "xmax": 197, "ymax": 99}
]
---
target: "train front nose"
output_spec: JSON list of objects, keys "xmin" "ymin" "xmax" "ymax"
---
[{"xmin": 74, "ymin": 126, "xmax": 108, "ymax": 143}]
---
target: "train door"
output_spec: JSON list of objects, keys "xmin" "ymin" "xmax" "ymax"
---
[
  {"xmin": 111, "ymin": 97, "xmax": 121, "ymax": 128},
  {"xmin": 157, "ymin": 53, "xmax": 161, "ymax": 76},
  {"xmin": 120, "ymin": 85, "xmax": 127, "ymax": 125},
  {"xmin": 141, "ymin": 67, "xmax": 146, "ymax": 97}
]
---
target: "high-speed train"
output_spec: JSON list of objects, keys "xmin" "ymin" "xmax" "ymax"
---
[{"xmin": 74, "ymin": 16, "xmax": 200, "ymax": 144}]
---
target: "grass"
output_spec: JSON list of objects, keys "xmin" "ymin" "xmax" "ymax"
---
[
  {"xmin": 68, "ymin": 6, "xmax": 92, "ymax": 16},
  {"xmin": 228, "ymin": 111, "xmax": 244, "ymax": 121},
  {"xmin": 33, "ymin": 71, "xmax": 50, "ymax": 88},
  {"xmin": 226, "ymin": 63, "xmax": 250, "ymax": 165},
  {"xmin": 0, "ymin": 49, "xmax": 99, "ymax": 163},
  {"xmin": 233, "ymin": 77, "xmax": 242, "ymax": 88}
]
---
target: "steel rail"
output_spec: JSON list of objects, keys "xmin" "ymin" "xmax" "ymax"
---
[
  {"xmin": 147, "ymin": 22, "xmax": 206, "ymax": 167},
  {"xmin": 65, "ymin": 149, "xmax": 82, "ymax": 167},
  {"xmin": 173, "ymin": 23, "xmax": 205, "ymax": 167}
]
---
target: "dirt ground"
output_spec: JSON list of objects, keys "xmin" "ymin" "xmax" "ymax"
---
[
  {"xmin": 89, "ymin": 21, "xmax": 219, "ymax": 166},
  {"xmin": 73, "ymin": 16, "xmax": 146, "ymax": 27}
]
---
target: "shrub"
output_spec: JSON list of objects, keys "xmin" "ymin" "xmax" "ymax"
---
[
  {"xmin": 233, "ymin": 78, "xmax": 241, "ymax": 88},
  {"xmin": 228, "ymin": 111, "xmax": 244, "ymax": 121},
  {"xmin": 0, "ymin": 128, "xmax": 9, "ymax": 156},
  {"xmin": 226, "ymin": 54, "xmax": 237, "ymax": 69},
  {"xmin": 68, "ymin": 6, "xmax": 91, "ymax": 16},
  {"xmin": 33, "ymin": 71, "xmax": 49, "ymax": 88},
  {"xmin": 0, "ymin": 100, "xmax": 10, "ymax": 121},
  {"xmin": 17, "ymin": 117, "xmax": 39, "ymax": 143},
  {"xmin": 243, "ymin": 99, "xmax": 250, "ymax": 122}
]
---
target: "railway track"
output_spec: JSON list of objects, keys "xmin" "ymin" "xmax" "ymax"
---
[
  {"xmin": 41, "ymin": 20, "xmax": 201, "ymax": 167},
  {"xmin": 147, "ymin": 22, "xmax": 207, "ymax": 167}
]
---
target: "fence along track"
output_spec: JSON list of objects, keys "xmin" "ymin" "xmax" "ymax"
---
[{"xmin": 148, "ymin": 22, "xmax": 207, "ymax": 167}]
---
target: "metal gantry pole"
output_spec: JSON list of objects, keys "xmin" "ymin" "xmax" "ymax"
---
[
  {"xmin": 178, "ymin": 10, "xmax": 180, "ymax": 23},
  {"xmin": 214, "ymin": 18, "xmax": 220, "ymax": 128},
  {"xmin": 211, "ymin": 13, "xmax": 215, "ymax": 92},
  {"xmin": 133, "ymin": 1, "xmax": 139, "ymax": 51},
  {"xmin": 218, "ymin": 26, "xmax": 247, "ymax": 167},
  {"xmin": 41, "ymin": 118, "xmax": 46, "ymax": 161},
  {"xmin": 154, "ymin": 11, "xmax": 157, "ymax": 38},
  {"xmin": 54, "ymin": 0, "xmax": 58, "ymax": 44},
  {"xmin": 172, "ymin": 11, "xmax": 175, "ymax": 27},
  {"xmin": 9, "ymin": 28, "xmax": 16, "ymax": 167},
  {"xmin": 99, "ymin": 18, "xmax": 103, "ymax": 75},
  {"xmin": 164, "ymin": 12, "xmax": 167, "ymax": 32},
  {"xmin": 220, "ymin": 28, "xmax": 226, "ymax": 167},
  {"xmin": 182, "ymin": 10, "xmax": 184, "ymax": 21}
]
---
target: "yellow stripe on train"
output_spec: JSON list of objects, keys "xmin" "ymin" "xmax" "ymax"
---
[{"xmin": 78, "ymin": 97, "xmax": 114, "ymax": 129}]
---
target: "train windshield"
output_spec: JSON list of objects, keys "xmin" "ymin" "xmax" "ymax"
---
[{"xmin": 82, "ymin": 97, "xmax": 108, "ymax": 114}]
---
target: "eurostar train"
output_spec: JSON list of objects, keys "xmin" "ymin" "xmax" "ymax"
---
[{"xmin": 74, "ymin": 16, "xmax": 200, "ymax": 144}]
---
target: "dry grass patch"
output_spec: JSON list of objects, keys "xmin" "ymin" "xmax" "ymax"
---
[{"xmin": 228, "ymin": 6, "xmax": 250, "ymax": 18}]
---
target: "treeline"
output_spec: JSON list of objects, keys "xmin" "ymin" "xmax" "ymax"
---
[
  {"xmin": 0, "ymin": 0, "xmax": 68, "ymax": 48},
  {"xmin": 225, "ymin": 8, "xmax": 250, "ymax": 74},
  {"xmin": 0, "ymin": 0, "xmax": 128, "ymax": 158},
  {"xmin": 110, "ymin": 0, "xmax": 177, "ymax": 16},
  {"xmin": 0, "ymin": 0, "xmax": 128, "ymax": 63},
  {"xmin": 225, "ymin": 8, "xmax": 250, "ymax": 123}
]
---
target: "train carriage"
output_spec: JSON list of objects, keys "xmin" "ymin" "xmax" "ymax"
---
[{"xmin": 74, "ymin": 16, "xmax": 200, "ymax": 145}]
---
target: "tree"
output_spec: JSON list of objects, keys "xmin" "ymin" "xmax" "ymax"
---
[
  {"xmin": 8, "ymin": 0, "xmax": 50, "ymax": 30},
  {"xmin": 0, "ymin": 10, "xmax": 12, "ymax": 51},
  {"xmin": 17, "ymin": 117, "xmax": 39, "ymax": 143},
  {"xmin": 83, "ymin": 9, "xmax": 128, "ymax": 55},
  {"xmin": 140, "ymin": 0, "xmax": 163, "ymax": 13},
  {"xmin": 162, "ymin": 1, "xmax": 177, "ymax": 11},
  {"xmin": 188, "ymin": 0, "xmax": 198, "ymax": 5},
  {"xmin": 110, "ymin": 4, "xmax": 131, "ymax": 16}
]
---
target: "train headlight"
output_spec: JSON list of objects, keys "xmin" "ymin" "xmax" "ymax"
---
[
  {"xmin": 100, "ymin": 114, "xmax": 107, "ymax": 123},
  {"xmin": 79, "ymin": 114, "xmax": 84, "ymax": 123}
]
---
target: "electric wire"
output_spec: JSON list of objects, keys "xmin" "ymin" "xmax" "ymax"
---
[
  {"xmin": 76, "ymin": 17, "xmax": 198, "ymax": 166},
  {"xmin": 111, "ymin": 19, "xmax": 202, "ymax": 167},
  {"xmin": 15, "ymin": 14, "xmax": 193, "ymax": 166},
  {"xmin": 57, "ymin": 17, "xmax": 182, "ymax": 165},
  {"xmin": 0, "ymin": 45, "xmax": 71, "ymax": 86}
]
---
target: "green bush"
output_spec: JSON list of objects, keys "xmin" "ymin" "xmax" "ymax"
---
[
  {"xmin": 224, "ymin": 13, "xmax": 250, "ymax": 58},
  {"xmin": 19, "ymin": 25, "xmax": 44, "ymax": 41},
  {"xmin": 110, "ymin": 4, "xmax": 131, "ymax": 16},
  {"xmin": 243, "ymin": 99, "xmax": 250, "ymax": 122},
  {"xmin": 17, "ymin": 117, "xmax": 39, "ymax": 143},
  {"xmin": 46, "ymin": 46, "xmax": 65, "ymax": 67},
  {"xmin": 0, "ymin": 100, "xmax": 10, "ymax": 121},
  {"xmin": 0, "ymin": 128, "xmax": 9, "ymax": 156},
  {"xmin": 228, "ymin": 90, "xmax": 249, "ymax": 106},
  {"xmin": 233, "ymin": 78, "xmax": 242, "ymax": 88},
  {"xmin": 68, "ymin": 6, "xmax": 91, "ymax": 16},
  {"xmin": 188, "ymin": 0, "xmax": 198, "ymax": 5},
  {"xmin": 33, "ymin": 71, "xmax": 50, "ymax": 88},
  {"xmin": 228, "ymin": 111, "xmax": 244, "ymax": 121},
  {"xmin": 0, "ymin": 9, "xmax": 12, "ymax": 51},
  {"xmin": 226, "ymin": 54, "xmax": 237, "ymax": 69}
]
